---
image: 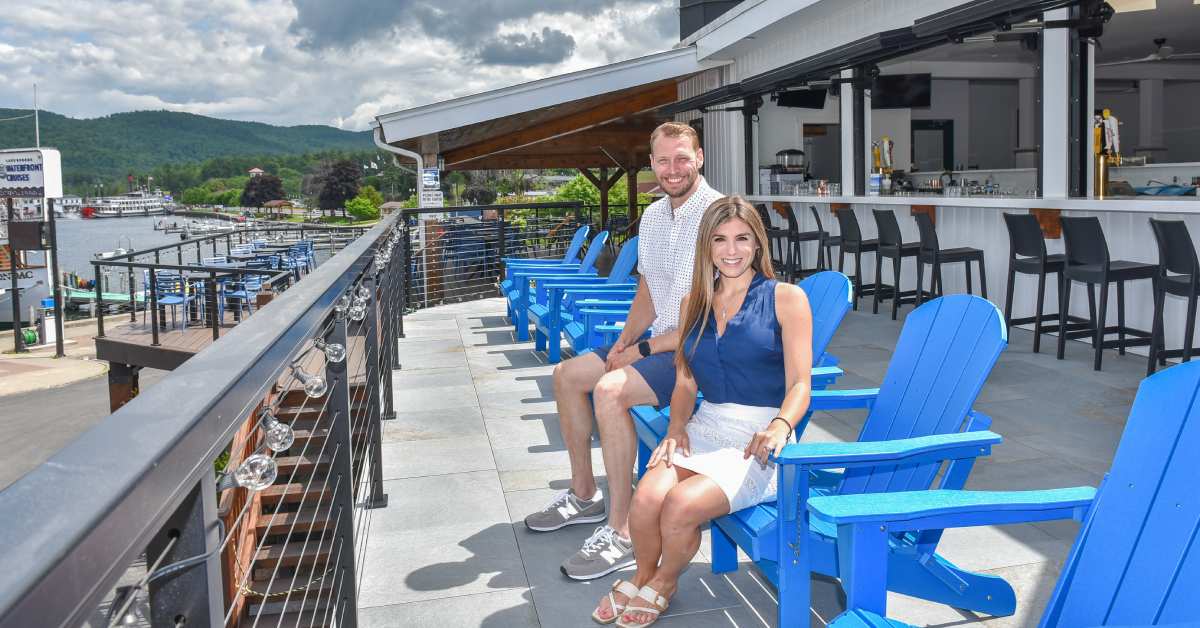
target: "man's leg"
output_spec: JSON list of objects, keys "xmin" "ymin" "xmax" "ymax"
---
[
  {"xmin": 554, "ymin": 352, "xmax": 606, "ymax": 499},
  {"xmin": 592, "ymin": 365, "xmax": 659, "ymax": 538},
  {"xmin": 524, "ymin": 351, "xmax": 608, "ymax": 533}
]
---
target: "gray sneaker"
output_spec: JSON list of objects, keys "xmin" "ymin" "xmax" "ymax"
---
[
  {"xmin": 560, "ymin": 525, "xmax": 635, "ymax": 581},
  {"xmin": 524, "ymin": 489, "xmax": 606, "ymax": 532}
]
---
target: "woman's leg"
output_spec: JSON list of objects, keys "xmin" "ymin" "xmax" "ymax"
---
[
  {"xmin": 622, "ymin": 474, "xmax": 730, "ymax": 624},
  {"xmin": 594, "ymin": 462, "xmax": 691, "ymax": 622}
]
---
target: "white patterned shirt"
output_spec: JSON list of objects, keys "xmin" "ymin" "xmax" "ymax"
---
[{"xmin": 638, "ymin": 177, "xmax": 724, "ymax": 337}]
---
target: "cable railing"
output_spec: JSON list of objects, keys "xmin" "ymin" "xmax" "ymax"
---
[{"xmin": 0, "ymin": 212, "xmax": 405, "ymax": 628}]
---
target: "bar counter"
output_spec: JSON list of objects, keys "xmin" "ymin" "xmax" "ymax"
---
[{"xmin": 747, "ymin": 194, "xmax": 1200, "ymax": 357}]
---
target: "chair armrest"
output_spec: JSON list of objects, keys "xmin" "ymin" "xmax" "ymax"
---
[
  {"xmin": 808, "ymin": 486, "xmax": 1096, "ymax": 532},
  {"xmin": 575, "ymin": 300, "xmax": 633, "ymax": 309},
  {"xmin": 809, "ymin": 388, "xmax": 880, "ymax": 411},
  {"xmin": 810, "ymin": 365, "xmax": 844, "ymax": 389},
  {"xmin": 772, "ymin": 430, "xmax": 1002, "ymax": 469}
]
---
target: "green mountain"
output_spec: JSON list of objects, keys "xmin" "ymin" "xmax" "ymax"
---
[{"xmin": 0, "ymin": 108, "xmax": 372, "ymax": 188}]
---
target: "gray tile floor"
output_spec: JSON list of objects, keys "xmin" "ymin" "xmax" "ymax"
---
[{"xmin": 359, "ymin": 297, "xmax": 1148, "ymax": 627}]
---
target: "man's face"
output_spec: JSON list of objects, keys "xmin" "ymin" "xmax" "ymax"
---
[{"xmin": 650, "ymin": 135, "xmax": 704, "ymax": 200}]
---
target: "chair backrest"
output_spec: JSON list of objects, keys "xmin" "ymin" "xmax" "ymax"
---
[
  {"xmin": 578, "ymin": 230, "xmax": 610, "ymax": 274},
  {"xmin": 605, "ymin": 236, "xmax": 639, "ymax": 284},
  {"xmin": 835, "ymin": 209, "xmax": 864, "ymax": 244},
  {"xmin": 837, "ymin": 294, "xmax": 1007, "ymax": 496},
  {"xmin": 755, "ymin": 203, "xmax": 773, "ymax": 229},
  {"xmin": 872, "ymin": 210, "xmax": 904, "ymax": 248},
  {"xmin": 913, "ymin": 212, "xmax": 940, "ymax": 253},
  {"xmin": 562, "ymin": 226, "xmax": 590, "ymax": 264},
  {"xmin": 1060, "ymin": 216, "xmax": 1110, "ymax": 267},
  {"xmin": 1003, "ymin": 213, "xmax": 1048, "ymax": 260},
  {"xmin": 798, "ymin": 271, "xmax": 853, "ymax": 359},
  {"xmin": 1041, "ymin": 360, "xmax": 1200, "ymax": 627},
  {"xmin": 202, "ymin": 256, "xmax": 227, "ymax": 265},
  {"xmin": 1149, "ymin": 218, "xmax": 1198, "ymax": 279},
  {"xmin": 809, "ymin": 205, "xmax": 827, "ymax": 234}
]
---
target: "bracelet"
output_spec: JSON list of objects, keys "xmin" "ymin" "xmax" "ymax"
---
[{"xmin": 769, "ymin": 417, "xmax": 793, "ymax": 440}]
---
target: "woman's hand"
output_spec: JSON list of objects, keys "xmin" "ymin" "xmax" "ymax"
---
[
  {"xmin": 648, "ymin": 429, "xmax": 690, "ymax": 468},
  {"xmin": 743, "ymin": 421, "xmax": 791, "ymax": 467}
]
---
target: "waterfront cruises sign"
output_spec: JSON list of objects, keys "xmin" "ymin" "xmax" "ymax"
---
[{"xmin": 0, "ymin": 148, "xmax": 63, "ymax": 199}]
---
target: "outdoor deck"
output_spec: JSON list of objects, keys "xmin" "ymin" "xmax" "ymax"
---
[{"xmin": 358, "ymin": 296, "xmax": 1137, "ymax": 627}]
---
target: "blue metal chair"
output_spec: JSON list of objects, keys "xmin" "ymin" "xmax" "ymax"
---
[
  {"xmin": 814, "ymin": 359, "xmax": 1200, "ymax": 628},
  {"xmin": 506, "ymin": 231, "xmax": 610, "ymax": 340},
  {"xmin": 705, "ymin": 294, "xmax": 1007, "ymax": 627},
  {"xmin": 223, "ymin": 273, "xmax": 263, "ymax": 316},
  {"xmin": 144, "ymin": 271, "xmax": 194, "ymax": 330}
]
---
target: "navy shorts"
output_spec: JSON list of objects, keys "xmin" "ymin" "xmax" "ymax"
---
[{"xmin": 588, "ymin": 344, "xmax": 677, "ymax": 409}]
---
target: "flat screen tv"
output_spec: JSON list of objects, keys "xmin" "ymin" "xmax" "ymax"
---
[
  {"xmin": 871, "ymin": 74, "xmax": 931, "ymax": 109},
  {"xmin": 776, "ymin": 89, "xmax": 827, "ymax": 109}
]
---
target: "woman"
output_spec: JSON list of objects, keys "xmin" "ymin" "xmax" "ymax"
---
[{"xmin": 591, "ymin": 196, "xmax": 813, "ymax": 627}]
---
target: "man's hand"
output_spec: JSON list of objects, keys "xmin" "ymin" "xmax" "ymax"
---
[{"xmin": 605, "ymin": 342, "xmax": 640, "ymax": 372}]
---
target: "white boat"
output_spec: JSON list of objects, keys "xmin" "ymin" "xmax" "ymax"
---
[{"xmin": 87, "ymin": 190, "xmax": 172, "ymax": 218}]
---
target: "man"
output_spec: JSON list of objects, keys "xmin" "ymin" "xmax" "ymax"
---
[{"xmin": 523, "ymin": 121, "xmax": 724, "ymax": 580}]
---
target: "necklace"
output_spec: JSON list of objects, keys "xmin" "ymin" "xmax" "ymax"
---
[{"xmin": 716, "ymin": 287, "xmax": 749, "ymax": 324}]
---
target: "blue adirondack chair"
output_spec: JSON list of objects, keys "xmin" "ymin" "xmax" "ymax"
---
[
  {"xmin": 500, "ymin": 227, "xmax": 600, "ymax": 307},
  {"xmin": 631, "ymin": 271, "xmax": 855, "ymax": 476},
  {"xmin": 813, "ymin": 359, "xmax": 1200, "ymax": 628},
  {"xmin": 528, "ymin": 237, "xmax": 640, "ymax": 363},
  {"xmin": 699, "ymin": 294, "xmax": 1008, "ymax": 627},
  {"xmin": 506, "ymin": 231, "xmax": 611, "ymax": 341}
]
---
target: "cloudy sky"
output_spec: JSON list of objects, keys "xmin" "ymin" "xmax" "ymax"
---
[{"xmin": 0, "ymin": 0, "xmax": 679, "ymax": 130}]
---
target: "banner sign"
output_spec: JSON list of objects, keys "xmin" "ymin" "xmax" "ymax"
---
[
  {"xmin": 0, "ymin": 148, "xmax": 63, "ymax": 199},
  {"xmin": 419, "ymin": 190, "xmax": 444, "ymax": 208},
  {"xmin": 420, "ymin": 168, "xmax": 440, "ymax": 190},
  {"xmin": 0, "ymin": 268, "xmax": 38, "ymax": 289}
]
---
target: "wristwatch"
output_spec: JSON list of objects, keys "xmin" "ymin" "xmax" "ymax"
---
[{"xmin": 637, "ymin": 340, "xmax": 652, "ymax": 358}]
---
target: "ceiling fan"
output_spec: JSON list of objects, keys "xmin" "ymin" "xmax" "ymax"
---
[{"xmin": 1097, "ymin": 38, "xmax": 1200, "ymax": 66}]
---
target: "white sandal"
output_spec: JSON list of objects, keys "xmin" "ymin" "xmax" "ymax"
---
[
  {"xmin": 592, "ymin": 579, "xmax": 640, "ymax": 624},
  {"xmin": 615, "ymin": 584, "xmax": 669, "ymax": 628}
]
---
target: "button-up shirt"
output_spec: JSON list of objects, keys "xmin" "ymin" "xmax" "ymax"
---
[{"xmin": 637, "ymin": 177, "xmax": 724, "ymax": 337}]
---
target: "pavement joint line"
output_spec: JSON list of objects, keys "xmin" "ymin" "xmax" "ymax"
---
[{"xmin": 356, "ymin": 586, "xmax": 531, "ymax": 610}]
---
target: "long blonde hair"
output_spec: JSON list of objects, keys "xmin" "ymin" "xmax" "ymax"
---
[{"xmin": 675, "ymin": 196, "xmax": 775, "ymax": 377}]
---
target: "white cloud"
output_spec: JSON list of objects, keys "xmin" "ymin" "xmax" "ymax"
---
[{"xmin": 0, "ymin": 0, "xmax": 678, "ymax": 131}]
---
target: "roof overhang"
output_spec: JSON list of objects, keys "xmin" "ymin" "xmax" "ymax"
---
[{"xmin": 374, "ymin": 47, "xmax": 719, "ymax": 171}]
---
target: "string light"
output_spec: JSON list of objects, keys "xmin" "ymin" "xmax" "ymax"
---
[
  {"xmin": 259, "ymin": 411, "xmax": 295, "ymax": 452},
  {"xmin": 314, "ymin": 338, "xmax": 346, "ymax": 363},
  {"xmin": 335, "ymin": 294, "xmax": 351, "ymax": 314},
  {"xmin": 292, "ymin": 365, "xmax": 328, "ymax": 398},
  {"xmin": 217, "ymin": 453, "xmax": 278, "ymax": 491}
]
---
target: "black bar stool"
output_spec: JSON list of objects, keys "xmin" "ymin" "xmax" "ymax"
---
[
  {"xmin": 785, "ymin": 208, "xmax": 827, "ymax": 280},
  {"xmin": 809, "ymin": 205, "xmax": 838, "ymax": 271},
  {"xmin": 914, "ymin": 212, "xmax": 987, "ymax": 305},
  {"xmin": 1148, "ymin": 218, "xmax": 1199, "ymax": 375},
  {"xmin": 1057, "ymin": 216, "xmax": 1156, "ymax": 371},
  {"xmin": 835, "ymin": 209, "xmax": 878, "ymax": 310},
  {"xmin": 756, "ymin": 203, "xmax": 793, "ymax": 279},
  {"xmin": 1001, "ymin": 213, "xmax": 1089, "ymax": 353},
  {"xmin": 871, "ymin": 209, "xmax": 921, "ymax": 320}
]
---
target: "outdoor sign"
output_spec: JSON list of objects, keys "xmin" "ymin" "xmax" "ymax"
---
[
  {"xmin": 420, "ymin": 168, "xmax": 440, "ymax": 190},
  {"xmin": 0, "ymin": 148, "xmax": 62, "ymax": 199},
  {"xmin": 0, "ymin": 268, "xmax": 38, "ymax": 290},
  {"xmin": 419, "ymin": 190, "xmax": 445, "ymax": 207}
]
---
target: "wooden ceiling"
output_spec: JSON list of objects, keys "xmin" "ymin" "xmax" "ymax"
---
[{"xmin": 394, "ymin": 79, "xmax": 680, "ymax": 171}]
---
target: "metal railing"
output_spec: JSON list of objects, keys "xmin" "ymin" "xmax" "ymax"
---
[{"xmin": 0, "ymin": 213, "xmax": 405, "ymax": 627}]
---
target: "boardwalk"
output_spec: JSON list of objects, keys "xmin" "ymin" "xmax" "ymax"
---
[{"xmin": 357, "ymin": 297, "xmax": 1139, "ymax": 627}]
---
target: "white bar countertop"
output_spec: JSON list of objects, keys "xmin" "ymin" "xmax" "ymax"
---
[{"xmin": 747, "ymin": 194, "xmax": 1200, "ymax": 214}]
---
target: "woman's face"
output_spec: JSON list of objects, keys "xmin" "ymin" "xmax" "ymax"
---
[{"xmin": 710, "ymin": 217, "xmax": 757, "ymax": 280}]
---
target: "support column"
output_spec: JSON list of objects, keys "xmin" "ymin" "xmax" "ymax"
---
[
  {"xmin": 741, "ymin": 95, "xmax": 763, "ymax": 195},
  {"xmin": 853, "ymin": 67, "xmax": 868, "ymax": 196},
  {"xmin": 626, "ymin": 166, "xmax": 638, "ymax": 226},
  {"xmin": 107, "ymin": 362, "xmax": 141, "ymax": 412},
  {"xmin": 1042, "ymin": 8, "xmax": 1071, "ymax": 198},
  {"xmin": 840, "ymin": 69, "xmax": 856, "ymax": 190}
]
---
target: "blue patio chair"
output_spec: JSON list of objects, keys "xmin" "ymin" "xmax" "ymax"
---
[
  {"xmin": 630, "ymin": 271, "xmax": 854, "ymax": 476},
  {"xmin": 526, "ymin": 236, "xmax": 640, "ymax": 362},
  {"xmin": 223, "ymin": 273, "xmax": 263, "ymax": 316},
  {"xmin": 499, "ymin": 226, "xmax": 600, "ymax": 298},
  {"xmin": 201, "ymin": 256, "xmax": 228, "ymax": 265},
  {"xmin": 144, "ymin": 270, "xmax": 194, "ymax": 330},
  {"xmin": 506, "ymin": 230, "xmax": 610, "ymax": 340},
  {"xmin": 695, "ymin": 294, "xmax": 1007, "ymax": 627},
  {"xmin": 814, "ymin": 358, "xmax": 1200, "ymax": 628}
]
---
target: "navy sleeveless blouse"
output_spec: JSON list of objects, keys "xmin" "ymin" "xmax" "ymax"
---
[{"xmin": 682, "ymin": 274, "xmax": 785, "ymax": 406}]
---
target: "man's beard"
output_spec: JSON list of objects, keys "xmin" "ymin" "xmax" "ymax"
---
[{"xmin": 661, "ymin": 172, "xmax": 697, "ymax": 198}]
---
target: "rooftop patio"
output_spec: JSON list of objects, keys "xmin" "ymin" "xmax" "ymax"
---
[{"xmin": 357, "ymin": 294, "xmax": 1137, "ymax": 627}]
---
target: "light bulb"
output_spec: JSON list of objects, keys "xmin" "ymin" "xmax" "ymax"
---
[
  {"xmin": 233, "ymin": 454, "xmax": 278, "ymax": 490},
  {"xmin": 315, "ymin": 339, "xmax": 346, "ymax": 363},
  {"xmin": 374, "ymin": 258, "xmax": 386, "ymax": 271},
  {"xmin": 260, "ymin": 414, "xmax": 295, "ymax": 452},
  {"xmin": 356, "ymin": 285, "xmax": 370, "ymax": 300},
  {"xmin": 335, "ymin": 294, "xmax": 350, "ymax": 313},
  {"xmin": 294, "ymin": 367, "xmax": 327, "ymax": 398},
  {"xmin": 349, "ymin": 304, "xmax": 367, "ymax": 322}
]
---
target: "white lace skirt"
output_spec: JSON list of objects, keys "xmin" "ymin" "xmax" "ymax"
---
[{"xmin": 671, "ymin": 401, "xmax": 780, "ymax": 513}]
